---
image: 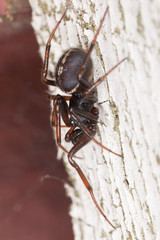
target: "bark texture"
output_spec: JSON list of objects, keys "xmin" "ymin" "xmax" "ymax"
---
[{"xmin": 29, "ymin": 0, "xmax": 160, "ymax": 239}]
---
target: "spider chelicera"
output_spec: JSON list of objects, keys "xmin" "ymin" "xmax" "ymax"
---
[{"xmin": 41, "ymin": 6, "xmax": 127, "ymax": 228}]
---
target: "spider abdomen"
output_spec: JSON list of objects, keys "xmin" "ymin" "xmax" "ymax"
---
[{"xmin": 55, "ymin": 48, "xmax": 93, "ymax": 93}]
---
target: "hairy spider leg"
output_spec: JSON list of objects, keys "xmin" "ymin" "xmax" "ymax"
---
[
  {"xmin": 78, "ymin": 6, "xmax": 109, "ymax": 85},
  {"xmin": 68, "ymin": 137, "xmax": 115, "ymax": 229},
  {"xmin": 42, "ymin": 9, "xmax": 67, "ymax": 85},
  {"xmin": 70, "ymin": 109, "xmax": 122, "ymax": 157}
]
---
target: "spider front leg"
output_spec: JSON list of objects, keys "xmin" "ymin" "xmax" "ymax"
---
[
  {"xmin": 68, "ymin": 136, "xmax": 115, "ymax": 229},
  {"xmin": 41, "ymin": 9, "xmax": 67, "ymax": 86}
]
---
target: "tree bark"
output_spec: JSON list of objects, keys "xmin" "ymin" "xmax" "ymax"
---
[{"xmin": 29, "ymin": 0, "xmax": 160, "ymax": 239}]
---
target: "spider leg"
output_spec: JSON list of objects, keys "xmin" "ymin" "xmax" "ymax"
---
[
  {"xmin": 53, "ymin": 95, "xmax": 81, "ymax": 159},
  {"xmin": 68, "ymin": 136, "xmax": 115, "ymax": 228},
  {"xmin": 53, "ymin": 95, "xmax": 71, "ymax": 155},
  {"xmin": 65, "ymin": 126, "xmax": 76, "ymax": 142},
  {"xmin": 78, "ymin": 6, "xmax": 109, "ymax": 85},
  {"xmin": 83, "ymin": 57, "xmax": 128, "ymax": 97},
  {"xmin": 42, "ymin": 9, "xmax": 67, "ymax": 85},
  {"xmin": 47, "ymin": 94, "xmax": 71, "ymax": 126},
  {"xmin": 46, "ymin": 93, "xmax": 71, "ymax": 101},
  {"xmin": 72, "ymin": 108, "xmax": 99, "ymax": 123},
  {"xmin": 70, "ymin": 108, "xmax": 122, "ymax": 157}
]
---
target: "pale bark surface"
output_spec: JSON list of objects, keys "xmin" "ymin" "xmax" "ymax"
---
[{"xmin": 29, "ymin": 0, "xmax": 160, "ymax": 239}]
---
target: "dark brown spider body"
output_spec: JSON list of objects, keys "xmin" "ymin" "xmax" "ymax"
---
[
  {"xmin": 41, "ymin": 7, "xmax": 127, "ymax": 229},
  {"xmin": 55, "ymin": 47, "xmax": 98, "ymax": 145}
]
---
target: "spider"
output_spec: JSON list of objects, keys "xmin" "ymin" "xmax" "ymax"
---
[{"xmin": 41, "ymin": 6, "xmax": 127, "ymax": 228}]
